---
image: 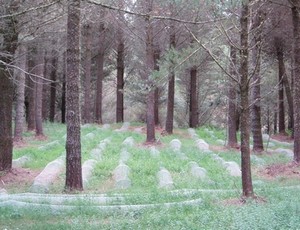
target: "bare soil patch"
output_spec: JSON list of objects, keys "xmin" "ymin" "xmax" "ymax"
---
[
  {"xmin": 258, "ymin": 162, "xmax": 300, "ymax": 179},
  {"xmin": 271, "ymin": 133, "xmax": 293, "ymax": 143},
  {"xmin": 0, "ymin": 168, "xmax": 41, "ymax": 191}
]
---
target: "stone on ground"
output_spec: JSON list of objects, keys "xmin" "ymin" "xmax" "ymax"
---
[
  {"xmin": 157, "ymin": 167, "xmax": 174, "ymax": 189},
  {"xmin": 115, "ymin": 122, "xmax": 130, "ymax": 132},
  {"xmin": 223, "ymin": 161, "xmax": 241, "ymax": 177},
  {"xmin": 150, "ymin": 146, "xmax": 160, "ymax": 158},
  {"xmin": 90, "ymin": 148, "xmax": 102, "ymax": 161},
  {"xmin": 216, "ymin": 139, "xmax": 226, "ymax": 146},
  {"xmin": 82, "ymin": 159, "xmax": 97, "ymax": 188},
  {"xmin": 274, "ymin": 148, "xmax": 293, "ymax": 158},
  {"xmin": 113, "ymin": 162, "xmax": 131, "ymax": 189},
  {"xmin": 211, "ymin": 154, "xmax": 225, "ymax": 164},
  {"xmin": 12, "ymin": 155, "xmax": 31, "ymax": 168},
  {"xmin": 31, "ymin": 156, "xmax": 64, "ymax": 193},
  {"xmin": 84, "ymin": 132, "xmax": 95, "ymax": 140},
  {"xmin": 120, "ymin": 149, "xmax": 131, "ymax": 163},
  {"xmin": 188, "ymin": 161, "xmax": 207, "ymax": 180},
  {"xmin": 122, "ymin": 136, "xmax": 134, "ymax": 147},
  {"xmin": 38, "ymin": 140, "xmax": 60, "ymax": 150},
  {"xmin": 170, "ymin": 139, "xmax": 181, "ymax": 152},
  {"xmin": 195, "ymin": 139, "xmax": 210, "ymax": 152},
  {"xmin": 188, "ymin": 128, "xmax": 198, "ymax": 139}
]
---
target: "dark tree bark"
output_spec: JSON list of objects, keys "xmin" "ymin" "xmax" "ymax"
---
[
  {"xmin": 189, "ymin": 66, "xmax": 198, "ymax": 128},
  {"xmin": 145, "ymin": 0, "xmax": 156, "ymax": 143},
  {"xmin": 49, "ymin": 54, "xmax": 57, "ymax": 122},
  {"xmin": 250, "ymin": 10, "xmax": 264, "ymax": 152},
  {"xmin": 95, "ymin": 22, "xmax": 105, "ymax": 124},
  {"xmin": 282, "ymin": 64, "xmax": 294, "ymax": 133},
  {"xmin": 165, "ymin": 21, "xmax": 176, "ymax": 134},
  {"xmin": 116, "ymin": 27, "xmax": 125, "ymax": 123},
  {"xmin": 0, "ymin": 0, "xmax": 19, "ymax": 171},
  {"xmin": 34, "ymin": 48, "xmax": 45, "ymax": 137},
  {"xmin": 82, "ymin": 24, "xmax": 93, "ymax": 124},
  {"xmin": 61, "ymin": 76, "xmax": 66, "ymax": 124},
  {"xmin": 275, "ymin": 40, "xmax": 286, "ymax": 134},
  {"xmin": 153, "ymin": 44, "xmax": 160, "ymax": 126},
  {"xmin": 291, "ymin": 1, "xmax": 300, "ymax": 163},
  {"xmin": 42, "ymin": 56, "xmax": 49, "ymax": 121},
  {"xmin": 65, "ymin": 0, "xmax": 83, "ymax": 191},
  {"xmin": 227, "ymin": 46, "xmax": 238, "ymax": 148},
  {"xmin": 239, "ymin": 1, "xmax": 254, "ymax": 197},
  {"xmin": 274, "ymin": 111, "xmax": 278, "ymax": 134},
  {"xmin": 14, "ymin": 44, "xmax": 27, "ymax": 142}
]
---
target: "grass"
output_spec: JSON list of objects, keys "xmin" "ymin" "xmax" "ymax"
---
[{"xmin": 1, "ymin": 122, "xmax": 300, "ymax": 229}]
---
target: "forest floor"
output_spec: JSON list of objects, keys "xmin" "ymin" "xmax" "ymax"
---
[{"xmin": 1, "ymin": 123, "xmax": 300, "ymax": 229}]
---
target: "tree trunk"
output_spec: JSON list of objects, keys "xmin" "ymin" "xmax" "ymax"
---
[
  {"xmin": 276, "ymin": 42, "xmax": 286, "ymax": 134},
  {"xmin": 14, "ymin": 44, "xmax": 27, "ymax": 142},
  {"xmin": 116, "ymin": 27, "xmax": 125, "ymax": 123},
  {"xmin": 240, "ymin": 1, "xmax": 254, "ymax": 197},
  {"xmin": 82, "ymin": 24, "xmax": 93, "ymax": 124},
  {"xmin": 291, "ymin": 2, "xmax": 300, "ymax": 163},
  {"xmin": 34, "ymin": 48, "xmax": 45, "ymax": 137},
  {"xmin": 95, "ymin": 23, "xmax": 105, "ymax": 124},
  {"xmin": 227, "ymin": 45, "xmax": 238, "ymax": 148},
  {"xmin": 0, "ymin": 66, "xmax": 13, "ymax": 171},
  {"xmin": 49, "ymin": 54, "xmax": 57, "ymax": 122},
  {"xmin": 250, "ymin": 10, "xmax": 264, "ymax": 152},
  {"xmin": 153, "ymin": 44, "xmax": 160, "ymax": 126},
  {"xmin": 65, "ymin": 0, "xmax": 83, "ymax": 191},
  {"xmin": 0, "ymin": 1, "xmax": 19, "ymax": 171},
  {"xmin": 42, "ymin": 56, "xmax": 49, "ymax": 121},
  {"xmin": 145, "ymin": 1, "xmax": 156, "ymax": 143},
  {"xmin": 189, "ymin": 66, "xmax": 198, "ymax": 128},
  {"xmin": 61, "ymin": 77, "xmax": 66, "ymax": 124},
  {"xmin": 165, "ymin": 21, "xmax": 176, "ymax": 134},
  {"xmin": 27, "ymin": 53, "xmax": 36, "ymax": 130},
  {"xmin": 282, "ymin": 65, "xmax": 294, "ymax": 133}
]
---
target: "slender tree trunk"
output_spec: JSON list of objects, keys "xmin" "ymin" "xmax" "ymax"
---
[
  {"xmin": 276, "ymin": 42, "xmax": 286, "ymax": 134},
  {"xmin": 227, "ymin": 45, "xmax": 238, "ymax": 148},
  {"xmin": 145, "ymin": 1, "xmax": 156, "ymax": 143},
  {"xmin": 25, "ymin": 52, "xmax": 36, "ymax": 131},
  {"xmin": 282, "ymin": 66, "xmax": 293, "ymax": 133},
  {"xmin": 34, "ymin": 48, "xmax": 45, "ymax": 137},
  {"xmin": 165, "ymin": 21, "xmax": 176, "ymax": 134},
  {"xmin": 116, "ymin": 27, "xmax": 125, "ymax": 123},
  {"xmin": 95, "ymin": 23, "xmax": 105, "ymax": 124},
  {"xmin": 42, "ymin": 56, "xmax": 49, "ymax": 121},
  {"xmin": 240, "ymin": 1, "xmax": 254, "ymax": 197},
  {"xmin": 0, "ymin": 1, "xmax": 19, "ymax": 171},
  {"xmin": 61, "ymin": 76, "xmax": 66, "ymax": 124},
  {"xmin": 49, "ymin": 54, "xmax": 57, "ymax": 122},
  {"xmin": 153, "ymin": 44, "xmax": 160, "ymax": 126},
  {"xmin": 291, "ymin": 2, "xmax": 300, "ymax": 163},
  {"xmin": 189, "ymin": 66, "xmax": 198, "ymax": 128},
  {"xmin": 250, "ymin": 11, "xmax": 264, "ymax": 152},
  {"xmin": 14, "ymin": 44, "xmax": 27, "ymax": 142},
  {"xmin": 65, "ymin": 0, "xmax": 83, "ymax": 191},
  {"xmin": 82, "ymin": 24, "xmax": 92, "ymax": 124},
  {"xmin": 274, "ymin": 110, "xmax": 278, "ymax": 134}
]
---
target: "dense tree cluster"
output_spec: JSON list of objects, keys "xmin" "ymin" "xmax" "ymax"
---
[{"xmin": 0, "ymin": 0, "xmax": 299, "ymax": 196}]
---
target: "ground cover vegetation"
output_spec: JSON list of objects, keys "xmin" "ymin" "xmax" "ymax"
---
[{"xmin": 1, "ymin": 123, "xmax": 300, "ymax": 229}]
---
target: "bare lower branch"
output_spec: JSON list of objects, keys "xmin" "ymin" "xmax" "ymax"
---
[
  {"xmin": 86, "ymin": 0, "xmax": 227, "ymax": 25},
  {"xmin": 0, "ymin": 60, "xmax": 57, "ymax": 84},
  {"xmin": 0, "ymin": 0, "xmax": 60, "ymax": 19}
]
